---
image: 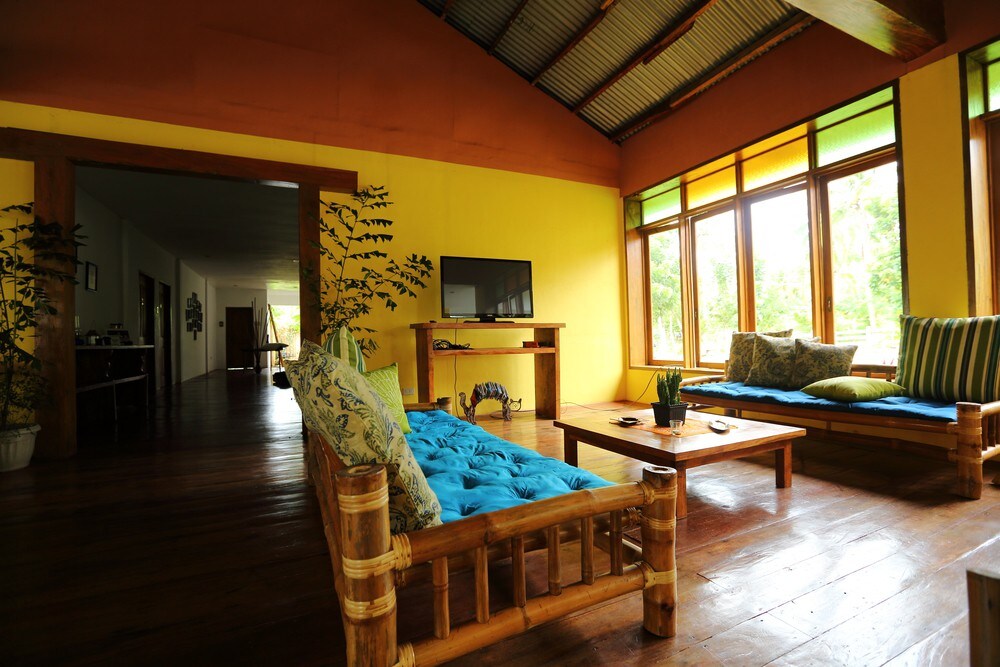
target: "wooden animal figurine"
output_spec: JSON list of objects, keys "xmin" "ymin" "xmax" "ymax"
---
[{"xmin": 458, "ymin": 382, "xmax": 522, "ymax": 424}]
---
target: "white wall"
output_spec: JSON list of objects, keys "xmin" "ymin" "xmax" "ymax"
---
[
  {"xmin": 75, "ymin": 188, "xmax": 123, "ymax": 335},
  {"xmin": 266, "ymin": 289, "xmax": 299, "ymax": 306},
  {"xmin": 205, "ymin": 282, "xmax": 219, "ymax": 371},
  {"xmin": 177, "ymin": 260, "xmax": 208, "ymax": 382},
  {"xmin": 213, "ymin": 286, "xmax": 268, "ymax": 370}
]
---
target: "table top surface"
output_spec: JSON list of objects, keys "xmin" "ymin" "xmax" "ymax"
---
[{"xmin": 554, "ymin": 408, "xmax": 807, "ymax": 462}]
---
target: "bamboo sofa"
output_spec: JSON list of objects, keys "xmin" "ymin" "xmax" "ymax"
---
[
  {"xmin": 680, "ymin": 364, "xmax": 1000, "ymax": 500},
  {"xmin": 307, "ymin": 403, "xmax": 679, "ymax": 667}
]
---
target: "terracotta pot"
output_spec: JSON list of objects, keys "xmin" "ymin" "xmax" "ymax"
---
[{"xmin": 0, "ymin": 424, "xmax": 40, "ymax": 472}]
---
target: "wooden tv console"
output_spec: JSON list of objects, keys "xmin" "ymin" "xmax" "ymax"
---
[{"xmin": 410, "ymin": 322, "xmax": 564, "ymax": 419}]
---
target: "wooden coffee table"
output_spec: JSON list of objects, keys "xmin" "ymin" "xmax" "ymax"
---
[{"xmin": 554, "ymin": 409, "xmax": 807, "ymax": 518}]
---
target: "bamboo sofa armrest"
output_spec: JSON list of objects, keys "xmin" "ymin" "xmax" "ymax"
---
[
  {"xmin": 405, "ymin": 397, "xmax": 453, "ymax": 413},
  {"xmin": 680, "ymin": 374, "xmax": 726, "ymax": 387}
]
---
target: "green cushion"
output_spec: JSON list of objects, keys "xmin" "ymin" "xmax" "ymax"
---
[
  {"xmin": 745, "ymin": 334, "xmax": 798, "ymax": 388},
  {"xmin": 287, "ymin": 341, "xmax": 440, "ymax": 533},
  {"xmin": 802, "ymin": 376, "xmax": 907, "ymax": 402},
  {"xmin": 896, "ymin": 314, "xmax": 1000, "ymax": 403},
  {"xmin": 363, "ymin": 363, "xmax": 411, "ymax": 434},
  {"xmin": 727, "ymin": 329, "xmax": 793, "ymax": 383},
  {"xmin": 789, "ymin": 339, "xmax": 858, "ymax": 389},
  {"xmin": 323, "ymin": 326, "xmax": 366, "ymax": 373}
]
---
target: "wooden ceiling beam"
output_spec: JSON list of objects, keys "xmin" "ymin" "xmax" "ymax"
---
[
  {"xmin": 612, "ymin": 14, "xmax": 816, "ymax": 143},
  {"xmin": 782, "ymin": 0, "xmax": 944, "ymax": 60},
  {"xmin": 531, "ymin": 0, "xmax": 618, "ymax": 85},
  {"xmin": 440, "ymin": 0, "xmax": 455, "ymax": 20},
  {"xmin": 572, "ymin": 0, "xmax": 719, "ymax": 114},
  {"xmin": 488, "ymin": 0, "xmax": 532, "ymax": 55}
]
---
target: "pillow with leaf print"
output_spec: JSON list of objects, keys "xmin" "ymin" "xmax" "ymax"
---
[{"xmin": 727, "ymin": 329, "xmax": 793, "ymax": 383}]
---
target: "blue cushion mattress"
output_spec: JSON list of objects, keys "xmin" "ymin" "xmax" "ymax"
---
[
  {"xmin": 406, "ymin": 410, "xmax": 613, "ymax": 523},
  {"xmin": 681, "ymin": 382, "xmax": 956, "ymax": 422}
]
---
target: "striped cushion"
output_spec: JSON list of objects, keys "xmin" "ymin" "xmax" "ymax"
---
[
  {"xmin": 895, "ymin": 314, "xmax": 1000, "ymax": 403},
  {"xmin": 322, "ymin": 326, "xmax": 366, "ymax": 373}
]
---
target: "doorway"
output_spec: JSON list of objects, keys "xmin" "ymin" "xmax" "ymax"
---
[
  {"xmin": 226, "ymin": 307, "xmax": 254, "ymax": 370},
  {"xmin": 159, "ymin": 282, "xmax": 172, "ymax": 388},
  {"xmin": 138, "ymin": 272, "xmax": 158, "ymax": 390}
]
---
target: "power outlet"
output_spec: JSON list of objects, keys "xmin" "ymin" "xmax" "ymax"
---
[{"xmin": 402, "ymin": 387, "xmax": 415, "ymax": 396}]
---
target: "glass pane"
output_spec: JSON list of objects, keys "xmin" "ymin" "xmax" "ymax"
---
[
  {"xmin": 687, "ymin": 167, "xmax": 736, "ymax": 209},
  {"xmin": 648, "ymin": 229, "xmax": 684, "ymax": 361},
  {"xmin": 694, "ymin": 209, "xmax": 738, "ymax": 364},
  {"xmin": 827, "ymin": 162, "xmax": 903, "ymax": 364},
  {"xmin": 988, "ymin": 60, "xmax": 1000, "ymax": 112},
  {"xmin": 749, "ymin": 190, "xmax": 813, "ymax": 335},
  {"xmin": 642, "ymin": 188, "xmax": 681, "ymax": 224},
  {"xmin": 815, "ymin": 88, "xmax": 893, "ymax": 129},
  {"xmin": 740, "ymin": 124, "xmax": 807, "ymax": 159},
  {"xmin": 816, "ymin": 105, "xmax": 895, "ymax": 167},
  {"xmin": 742, "ymin": 138, "xmax": 808, "ymax": 191}
]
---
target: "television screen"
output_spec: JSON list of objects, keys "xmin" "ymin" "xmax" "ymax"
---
[{"xmin": 440, "ymin": 256, "xmax": 533, "ymax": 321}]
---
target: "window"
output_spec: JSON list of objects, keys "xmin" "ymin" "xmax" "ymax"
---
[{"xmin": 629, "ymin": 87, "xmax": 903, "ymax": 368}]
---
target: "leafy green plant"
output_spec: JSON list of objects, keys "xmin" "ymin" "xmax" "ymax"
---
[
  {"xmin": 315, "ymin": 186, "xmax": 433, "ymax": 356},
  {"xmin": 655, "ymin": 367, "xmax": 683, "ymax": 405},
  {"xmin": 0, "ymin": 202, "xmax": 80, "ymax": 432}
]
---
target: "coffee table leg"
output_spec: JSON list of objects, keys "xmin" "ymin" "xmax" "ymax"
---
[
  {"xmin": 776, "ymin": 441, "xmax": 792, "ymax": 488},
  {"xmin": 675, "ymin": 466, "xmax": 687, "ymax": 519},
  {"xmin": 564, "ymin": 434, "xmax": 578, "ymax": 466}
]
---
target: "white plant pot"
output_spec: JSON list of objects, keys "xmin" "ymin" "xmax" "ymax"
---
[{"xmin": 0, "ymin": 424, "xmax": 41, "ymax": 471}]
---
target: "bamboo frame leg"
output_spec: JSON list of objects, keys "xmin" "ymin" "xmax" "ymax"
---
[
  {"xmin": 968, "ymin": 568, "xmax": 1000, "ymax": 666},
  {"xmin": 512, "ymin": 536, "xmax": 526, "ymax": 607},
  {"xmin": 564, "ymin": 434, "xmax": 578, "ymax": 466},
  {"xmin": 335, "ymin": 465, "xmax": 397, "ymax": 667},
  {"xmin": 581, "ymin": 517, "xmax": 595, "ymax": 585},
  {"xmin": 610, "ymin": 510, "xmax": 624, "ymax": 576},
  {"xmin": 547, "ymin": 526, "xmax": 562, "ymax": 595},
  {"xmin": 640, "ymin": 465, "xmax": 678, "ymax": 638},
  {"xmin": 776, "ymin": 442, "xmax": 792, "ymax": 488},
  {"xmin": 957, "ymin": 403, "xmax": 984, "ymax": 500},
  {"xmin": 475, "ymin": 546, "xmax": 489, "ymax": 623},
  {"xmin": 433, "ymin": 557, "xmax": 450, "ymax": 639}
]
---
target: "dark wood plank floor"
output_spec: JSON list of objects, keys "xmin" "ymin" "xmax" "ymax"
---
[{"xmin": 2, "ymin": 370, "xmax": 997, "ymax": 665}]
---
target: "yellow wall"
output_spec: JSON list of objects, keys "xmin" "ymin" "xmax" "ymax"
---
[
  {"xmin": 0, "ymin": 158, "xmax": 33, "ymax": 207},
  {"xmin": 0, "ymin": 100, "xmax": 626, "ymax": 409},
  {"xmin": 899, "ymin": 55, "xmax": 970, "ymax": 317}
]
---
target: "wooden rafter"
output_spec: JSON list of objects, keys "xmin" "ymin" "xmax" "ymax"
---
[
  {"xmin": 572, "ymin": 0, "xmax": 719, "ymax": 114},
  {"xmin": 611, "ymin": 14, "xmax": 816, "ymax": 142},
  {"xmin": 440, "ymin": 0, "xmax": 455, "ymax": 20},
  {"xmin": 530, "ymin": 0, "xmax": 619, "ymax": 86},
  {"xmin": 488, "ymin": 0, "xmax": 531, "ymax": 55},
  {"xmin": 782, "ymin": 0, "xmax": 944, "ymax": 61}
]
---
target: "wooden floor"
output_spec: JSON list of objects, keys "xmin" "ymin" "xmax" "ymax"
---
[{"xmin": 2, "ymin": 370, "xmax": 998, "ymax": 665}]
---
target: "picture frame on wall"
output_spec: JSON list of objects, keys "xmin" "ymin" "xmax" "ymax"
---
[{"xmin": 85, "ymin": 262, "xmax": 98, "ymax": 292}]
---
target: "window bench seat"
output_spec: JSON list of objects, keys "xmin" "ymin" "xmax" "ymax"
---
[{"xmin": 680, "ymin": 367, "xmax": 1000, "ymax": 500}]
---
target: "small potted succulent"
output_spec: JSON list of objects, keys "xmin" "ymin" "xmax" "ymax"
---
[
  {"xmin": 650, "ymin": 367, "xmax": 686, "ymax": 427},
  {"xmin": 0, "ymin": 202, "xmax": 78, "ymax": 471}
]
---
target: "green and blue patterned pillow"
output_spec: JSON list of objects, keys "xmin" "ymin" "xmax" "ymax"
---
[
  {"xmin": 363, "ymin": 363, "xmax": 411, "ymax": 433},
  {"xmin": 789, "ymin": 339, "xmax": 858, "ymax": 388},
  {"xmin": 323, "ymin": 326, "xmax": 366, "ymax": 373},
  {"xmin": 727, "ymin": 330, "xmax": 793, "ymax": 382},
  {"xmin": 896, "ymin": 314, "xmax": 1000, "ymax": 403},
  {"xmin": 745, "ymin": 334, "xmax": 798, "ymax": 388},
  {"xmin": 287, "ymin": 341, "xmax": 440, "ymax": 533}
]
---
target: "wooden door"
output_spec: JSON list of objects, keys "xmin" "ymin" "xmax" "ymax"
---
[{"xmin": 226, "ymin": 307, "xmax": 254, "ymax": 369}]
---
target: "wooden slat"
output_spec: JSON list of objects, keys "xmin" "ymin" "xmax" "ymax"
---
[
  {"xmin": 511, "ymin": 536, "xmax": 526, "ymax": 608},
  {"xmin": 610, "ymin": 510, "xmax": 624, "ymax": 576},
  {"xmin": 547, "ymin": 526, "xmax": 562, "ymax": 596},
  {"xmin": 474, "ymin": 546, "xmax": 489, "ymax": 624},
  {"xmin": 432, "ymin": 557, "xmax": 450, "ymax": 639},
  {"xmin": 531, "ymin": 0, "xmax": 618, "ymax": 85},
  {"xmin": 581, "ymin": 517, "xmax": 595, "ymax": 585},
  {"xmin": 782, "ymin": 0, "xmax": 945, "ymax": 61},
  {"xmin": 487, "ymin": 0, "xmax": 530, "ymax": 55}
]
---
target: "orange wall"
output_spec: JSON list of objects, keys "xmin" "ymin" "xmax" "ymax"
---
[
  {"xmin": 0, "ymin": 0, "xmax": 619, "ymax": 187},
  {"xmin": 620, "ymin": 0, "xmax": 1000, "ymax": 195}
]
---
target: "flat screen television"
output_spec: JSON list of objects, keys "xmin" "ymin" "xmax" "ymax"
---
[{"xmin": 440, "ymin": 256, "xmax": 533, "ymax": 322}]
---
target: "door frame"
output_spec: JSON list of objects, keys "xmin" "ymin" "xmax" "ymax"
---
[{"xmin": 0, "ymin": 127, "xmax": 357, "ymax": 457}]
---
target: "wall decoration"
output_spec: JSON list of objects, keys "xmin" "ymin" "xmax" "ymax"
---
[
  {"xmin": 85, "ymin": 262, "xmax": 98, "ymax": 292},
  {"xmin": 185, "ymin": 293, "xmax": 203, "ymax": 340}
]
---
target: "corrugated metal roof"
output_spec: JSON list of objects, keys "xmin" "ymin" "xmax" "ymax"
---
[{"xmin": 418, "ymin": 0, "xmax": 809, "ymax": 142}]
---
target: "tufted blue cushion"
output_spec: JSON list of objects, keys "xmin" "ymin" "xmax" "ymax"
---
[
  {"xmin": 405, "ymin": 410, "xmax": 613, "ymax": 523},
  {"xmin": 682, "ymin": 382, "xmax": 956, "ymax": 422}
]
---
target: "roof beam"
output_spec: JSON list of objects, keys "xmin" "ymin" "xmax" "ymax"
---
[
  {"xmin": 531, "ymin": 0, "xmax": 618, "ymax": 85},
  {"xmin": 572, "ymin": 0, "xmax": 719, "ymax": 114},
  {"xmin": 488, "ymin": 0, "xmax": 531, "ymax": 54},
  {"xmin": 781, "ymin": 0, "xmax": 944, "ymax": 60},
  {"xmin": 612, "ymin": 14, "xmax": 816, "ymax": 143},
  {"xmin": 440, "ymin": 0, "xmax": 455, "ymax": 20}
]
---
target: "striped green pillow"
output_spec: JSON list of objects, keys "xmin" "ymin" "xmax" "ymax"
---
[
  {"xmin": 895, "ymin": 314, "xmax": 1000, "ymax": 403},
  {"xmin": 323, "ymin": 326, "xmax": 366, "ymax": 373}
]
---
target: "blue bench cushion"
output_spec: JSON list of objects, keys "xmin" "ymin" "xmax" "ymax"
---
[
  {"xmin": 406, "ymin": 410, "xmax": 613, "ymax": 523},
  {"xmin": 682, "ymin": 381, "xmax": 956, "ymax": 422}
]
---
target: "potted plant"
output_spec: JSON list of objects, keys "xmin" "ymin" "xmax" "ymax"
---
[
  {"xmin": 650, "ymin": 367, "xmax": 686, "ymax": 427},
  {"xmin": 0, "ymin": 202, "xmax": 78, "ymax": 471}
]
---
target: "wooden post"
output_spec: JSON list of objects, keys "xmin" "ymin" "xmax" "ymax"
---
[
  {"xmin": 432, "ymin": 557, "xmax": 450, "ymax": 639},
  {"xmin": 512, "ymin": 536, "xmax": 526, "ymax": 607},
  {"xmin": 298, "ymin": 184, "xmax": 321, "ymax": 345},
  {"xmin": 610, "ymin": 510, "xmax": 624, "ymax": 576},
  {"xmin": 547, "ymin": 526, "xmax": 562, "ymax": 596},
  {"xmin": 956, "ymin": 403, "xmax": 984, "ymax": 500},
  {"xmin": 640, "ymin": 465, "xmax": 677, "ymax": 638},
  {"xmin": 335, "ymin": 464, "xmax": 397, "ymax": 667},
  {"xmin": 581, "ymin": 516, "xmax": 595, "ymax": 585},
  {"xmin": 474, "ymin": 546, "xmax": 489, "ymax": 623},
  {"xmin": 968, "ymin": 568, "xmax": 1000, "ymax": 666}
]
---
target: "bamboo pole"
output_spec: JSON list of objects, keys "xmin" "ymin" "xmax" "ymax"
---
[
  {"xmin": 957, "ymin": 403, "xmax": 985, "ymax": 500},
  {"xmin": 640, "ymin": 465, "xmax": 678, "ymax": 638},
  {"xmin": 968, "ymin": 568, "xmax": 1000, "ymax": 666},
  {"xmin": 512, "ymin": 536, "xmax": 526, "ymax": 608},
  {"xmin": 432, "ymin": 557, "xmax": 450, "ymax": 639},
  {"xmin": 475, "ymin": 546, "xmax": 489, "ymax": 623},
  {"xmin": 581, "ymin": 517, "xmax": 595, "ymax": 585},
  {"xmin": 547, "ymin": 526, "xmax": 562, "ymax": 596},
  {"xmin": 335, "ymin": 464, "xmax": 397, "ymax": 667},
  {"xmin": 610, "ymin": 510, "xmax": 624, "ymax": 576}
]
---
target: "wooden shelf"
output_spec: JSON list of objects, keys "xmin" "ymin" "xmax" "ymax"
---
[{"xmin": 433, "ymin": 347, "xmax": 556, "ymax": 356}]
